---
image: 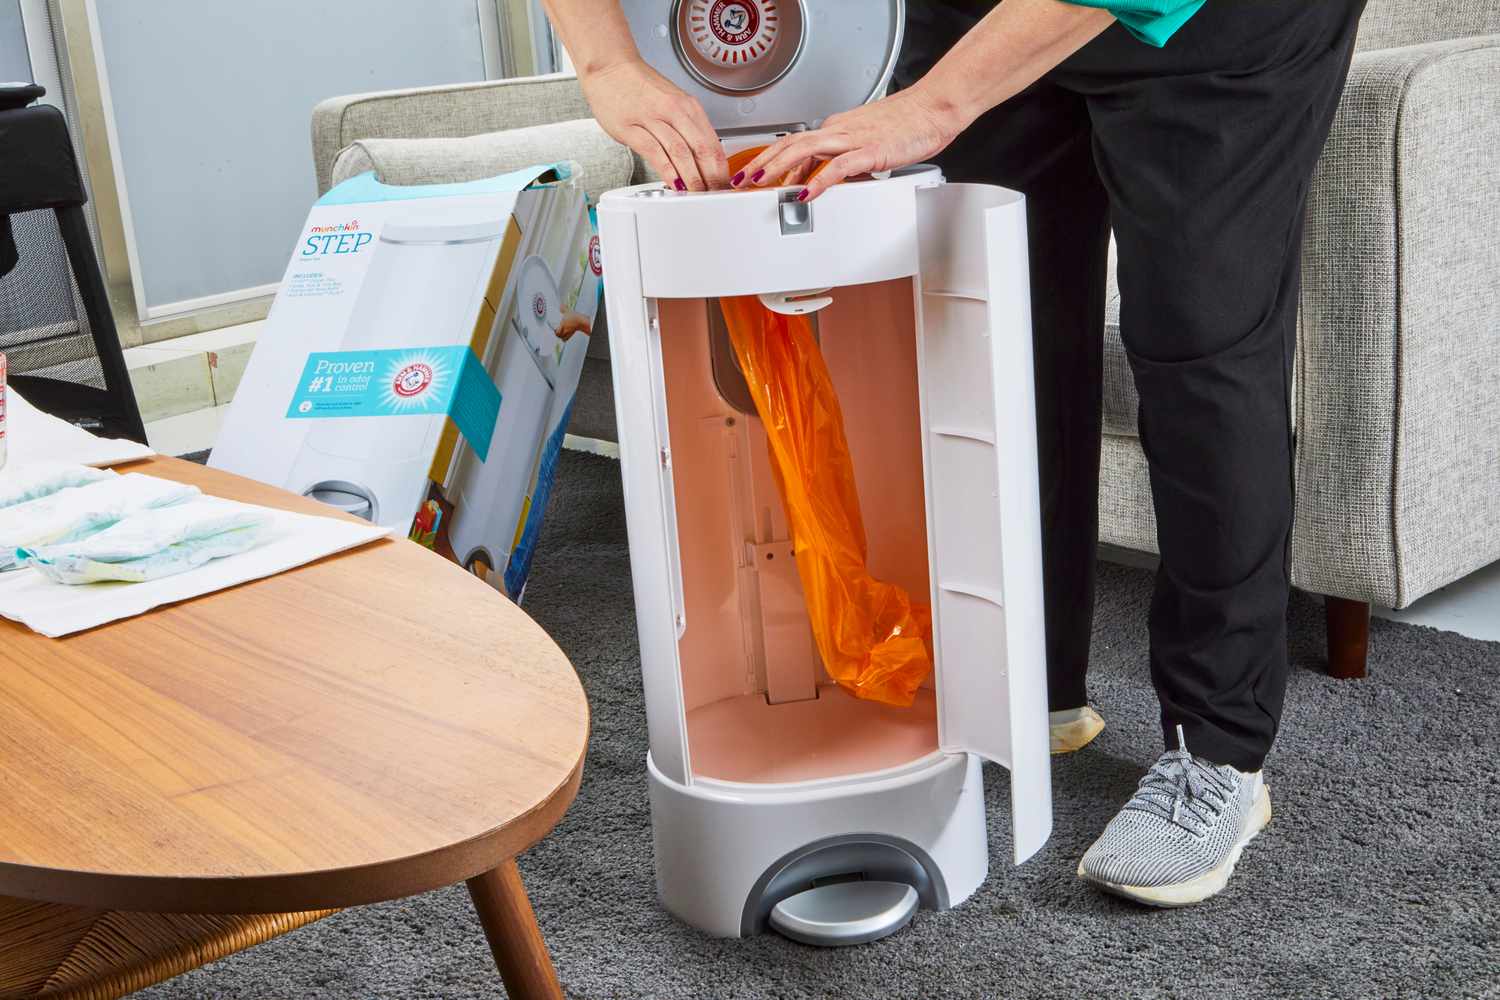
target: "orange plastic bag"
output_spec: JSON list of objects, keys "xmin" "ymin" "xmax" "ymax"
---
[
  {"xmin": 719, "ymin": 295, "xmax": 933, "ymax": 707},
  {"xmin": 725, "ymin": 145, "xmax": 834, "ymax": 189}
]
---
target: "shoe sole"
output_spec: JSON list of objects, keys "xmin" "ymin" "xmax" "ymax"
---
[
  {"xmin": 1050, "ymin": 711, "xmax": 1105, "ymax": 755},
  {"xmin": 1076, "ymin": 784, "xmax": 1272, "ymax": 908}
]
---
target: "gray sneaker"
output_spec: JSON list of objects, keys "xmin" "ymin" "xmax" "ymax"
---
[{"xmin": 1077, "ymin": 726, "xmax": 1272, "ymax": 907}]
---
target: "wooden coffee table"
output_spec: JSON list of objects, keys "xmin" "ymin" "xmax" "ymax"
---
[{"xmin": 0, "ymin": 457, "xmax": 589, "ymax": 999}]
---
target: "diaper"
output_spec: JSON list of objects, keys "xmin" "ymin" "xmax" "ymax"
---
[
  {"xmin": 0, "ymin": 462, "xmax": 115, "ymax": 511},
  {"xmin": 0, "ymin": 473, "xmax": 200, "ymax": 571},
  {"xmin": 17, "ymin": 497, "xmax": 271, "ymax": 585}
]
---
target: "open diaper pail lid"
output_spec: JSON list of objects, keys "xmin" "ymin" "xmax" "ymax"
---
[{"xmin": 621, "ymin": 0, "xmax": 904, "ymax": 133}]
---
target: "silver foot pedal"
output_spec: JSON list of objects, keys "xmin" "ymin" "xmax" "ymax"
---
[
  {"xmin": 303, "ymin": 481, "xmax": 376, "ymax": 522},
  {"xmin": 768, "ymin": 881, "xmax": 918, "ymax": 947}
]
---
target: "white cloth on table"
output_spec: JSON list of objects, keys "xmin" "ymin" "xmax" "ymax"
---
[
  {"xmin": 0, "ymin": 503, "xmax": 393, "ymax": 637},
  {"xmin": 2, "ymin": 390, "xmax": 154, "ymax": 469}
]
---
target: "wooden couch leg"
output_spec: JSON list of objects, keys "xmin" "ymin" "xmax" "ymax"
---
[{"xmin": 1325, "ymin": 596, "xmax": 1370, "ymax": 680}]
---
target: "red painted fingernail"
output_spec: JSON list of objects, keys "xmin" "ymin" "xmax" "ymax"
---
[
  {"xmin": 796, "ymin": 188, "xmax": 809, "ymax": 202},
  {"xmin": 730, "ymin": 170, "xmax": 745, "ymax": 187},
  {"xmin": 751, "ymin": 169, "xmax": 765, "ymax": 184},
  {"xmin": 674, "ymin": 177, "xmax": 687, "ymax": 191}
]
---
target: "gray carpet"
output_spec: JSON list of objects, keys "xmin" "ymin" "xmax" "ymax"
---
[{"xmin": 144, "ymin": 450, "xmax": 1499, "ymax": 1000}]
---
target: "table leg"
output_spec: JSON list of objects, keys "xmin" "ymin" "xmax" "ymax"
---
[{"xmin": 466, "ymin": 859, "xmax": 564, "ymax": 1000}]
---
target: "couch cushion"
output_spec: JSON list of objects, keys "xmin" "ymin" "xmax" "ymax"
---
[
  {"xmin": 1098, "ymin": 432, "xmax": 1158, "ymax": 554},
  {"xmin": 1356, "ymin": 0, "xmax": 1500, "ymax": 53},
  {"xmin": 330, "ymin": 117, "xmax": 637, "ymax": 205},
  {"xmin": 1101, "ymin": 240, "xmax": 1139, "ymax": 437}
]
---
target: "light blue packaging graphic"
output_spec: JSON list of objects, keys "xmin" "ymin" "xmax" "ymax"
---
[{"xmin": 286, "ymin": 346, "xmax": 501, "ymax": 460}]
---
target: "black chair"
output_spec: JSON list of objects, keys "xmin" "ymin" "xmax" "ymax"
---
[{"xmin": 0, "ymin": 83, "xmax": 146, "ymax": 444}]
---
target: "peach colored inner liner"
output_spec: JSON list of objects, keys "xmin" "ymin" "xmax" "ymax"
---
[
  {"xmin": 659, "ymin": 279, "xmax": 939, "ymax": 783},
  {"xmin": 687, "ymin": 687, "xmax": 939, "ymax": 784}
]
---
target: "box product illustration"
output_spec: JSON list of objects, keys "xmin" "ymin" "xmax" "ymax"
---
[{"xmin": 211, "ymin": 168, "xmax": 600, "ymax": 600}]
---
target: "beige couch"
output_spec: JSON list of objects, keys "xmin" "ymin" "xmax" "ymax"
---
[{"xmin": 310, "ymin": 1, "xmax": 1500, "ymax": 678}]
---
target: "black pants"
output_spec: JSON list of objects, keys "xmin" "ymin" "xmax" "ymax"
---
[{"xmin": 898, "ymin": 0, "xmax": 1365, "ymax": 771}]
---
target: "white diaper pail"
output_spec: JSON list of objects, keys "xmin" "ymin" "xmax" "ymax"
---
[
  {"xmin": 287, "ymin": 220, "xmax": 504, "ymax": 522},
  {"xmin": 599, "ymin": 0, "xmax": 1053, "ymax": 946}
]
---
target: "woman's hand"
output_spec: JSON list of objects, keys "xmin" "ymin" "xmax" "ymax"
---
[
  {"xmin": 548, "ymin": 0, "xmax": 1109, "ymax": 199},
  {"xmin": 731, "ymin": 85, "xmax": 973, "ymax": 201},
  {"xmin": 580, "ymin": 59, "xmax": 730, "ymax": 192}
]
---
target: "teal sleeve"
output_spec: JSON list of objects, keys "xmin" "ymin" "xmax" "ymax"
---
[{"xmin": 1064, "ymin": 0, "xmax": 1207, "ymax": 48}]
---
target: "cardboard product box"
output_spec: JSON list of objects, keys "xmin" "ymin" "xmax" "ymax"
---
[{"xmin": 211, "ymin": 166, "xmax": 602, "ymax": 602}]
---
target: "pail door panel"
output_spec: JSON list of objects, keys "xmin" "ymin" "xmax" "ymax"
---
[
  {"xmin": 597, "ymin": 206, "xmax": 693, "ymax": 785},
  {"xmin": 915, "ymin": 184, "xmax": 1051, "ymax": 864}
]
